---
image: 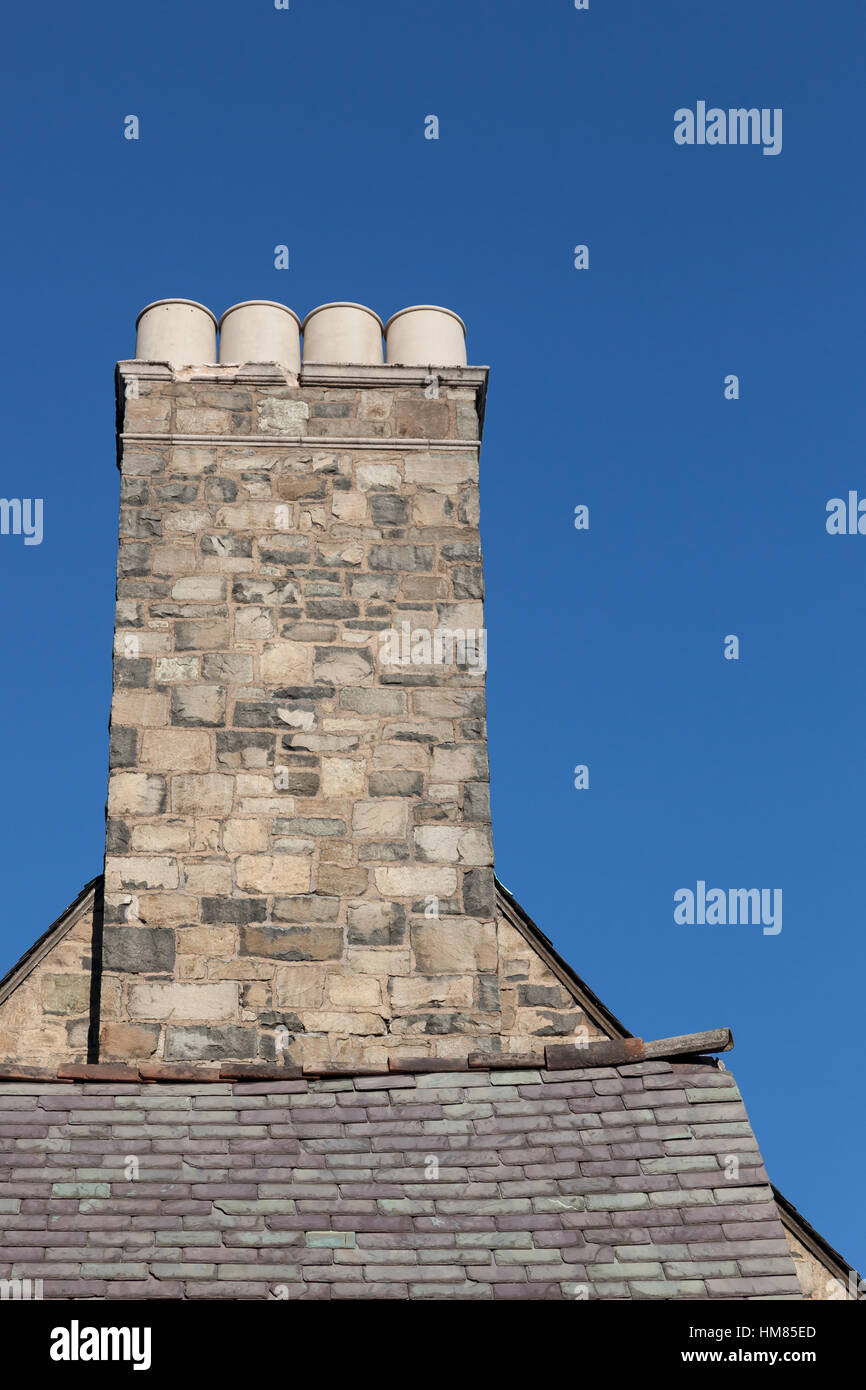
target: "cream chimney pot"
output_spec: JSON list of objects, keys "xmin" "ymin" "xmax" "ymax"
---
[
  {"xmin": 135, "ymin": 299, "xmax": 218, "ymax": 366},
  {"xmin": 385, "ymin": 305, "xmax": 467, "ymax": 367},
  {"xmin": 218, "ymin": 301, "xmax": 302, "ymax": 372},
  {"xmin": 302, "ymin": 302, "xmax": 384, "ymax": 365}
]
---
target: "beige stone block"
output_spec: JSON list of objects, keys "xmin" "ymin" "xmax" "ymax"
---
[
  {"xmin": 153, "ymin": 544, "xmax": 198, "ymax": 576},
  {"xmin": 235, "ymin": 606, "xmax": 275, "ymax": 643},
  {"xmin": 411, "ymin": 689, "xmax": 481, "ymax": 718},
  {"xmin": 402, "ymin": 574, "xmax": 450, "ymax": 600},
  {"xmin": 111, "ymin": 691, "xmax": 169, "ymax": 727},
  {"xmin": 171, "ymin": 773, "xmax": 234, "ymax": 816},
  {"xmin": 327, "ymin": 975, "xmax": 382, "ymax": 1008},
  {"xmin": 289, "ymin": 732, "xmax": 360, "ymax": 754},
  {"xmin": 412, "ymin": 493, "xmax": 453, "ymax": 526},
  {"xmin": 209, "ymin": 959, "xmax": 275, "ymax": 981},
  {"xmin": 164, "ymin": 508, "xmax": 212, "ymax": 535},
  {"xmin": 322, "ymin": 716, "xmax": 370, "ymax": 733},
  {"xmin": 133, "ymin": 891, "xmax": 198, "ymax": 925},
  {"xmin": 321, "ymin": 758, "xmax": 366, "ymax": 797},
  {"xmin": 183, "ymin": 862, "xmax": 234, "ymax": 896},
  {"xmin": 241, "ymin": 925, "xmax": 342, "ymax": 961},
  {"xmin": 235, "ymin": 773, "xmax": 274, "ymax": 798},
  {"xmin": 140, "ymin": 729, "xmax": 211, "ymax": 772},
  {"xmin": 319, "ymin": 840, "xmax": 353, "ymax": 866},
  {"xmin": 260, "ymin": 641, "xmax": 312, "ymax": 684},
  {"xmin": 296, "ymin": 1034, "xmax": 335, "ymax": 1068},
  {"xmin": 114, "ymin": 631, "xmax": 171, "ymax": 657},
  {"xmin": 316, "ymin": 540, "xmax": 364, "ymax": 567},
  {"xmin": 318, "ymin": 863, "xmax": 368, "ymax": 896},
  {"xmin": 154, "ymin": 656, "xmax": 200, "ymax": 683},
  {"xmin": 375, "ymin": 866, "xmax": 457, "ymax": 898},
  {"xmin": 428, "ymin": 783, "xmax": 459, "ymax": 803},
  {"xmin": 171, "ymin": 684, "xmax": 226, "ymax": 726},
  {"xmin": 352, "ymin": 800, "xmax": 408, "ymax": 838},
  {"xmin": 390, "ymin": 975, "xmax": 474, "ymax": 1008},
  {"xmin": 108, "ymin": 772, "xmax": 167, "ymax": 817},
  {"xmin": 300, "ymin": 505, "xmax": 328, "ymax": 530},
  {"xmin": 410, "ymin": 918, "xmax": 497, "ymax": 974},
  {"xmin": 128, "ymin": 981, "xmax": 238, "ymax": 1023},
  {"xmin": 456, "ymin": 827, "xmax": 494, "ymax": 866},
  {"xmin": 180, "ymin": 953, "xmax": 218, "ymax": 977},
  {"xmin": 405, "ymin": 454, "xmax": 477, "ymax": 488},
  {"xmin": 105, "ymin": 856, "xmax": 179, "ymax": 891},
  {"xmin": 169, "ymin": 447, "xmax": 216, "ymax": 475},
  {"xmin": 236, "ymin": 855, "xmax": 311, "ymax": 895},
  {"xmin": 237, "ymin": 796, "xmax": 296, "ymax": 815},
  {"xmin": 171, "ymin": 576, "xmax": 226, "ymax": 602},
  {"xmin": 175, "ymin": 619, "xmax": 230, "ymax": 650},
  {"xmin": 223, "ymin": 818, "xmax": 269, "ymax": 853},
  {"xmin": 273, "ymin": 965, "xmax": 326, "ymax": 1010},
  {"xmin": 176, "ymin": 926, "xmax": 237, "ymax": 956},
  {"xmin": 313, "ymin": 648, "xmax": 372, "ymax": 684},
  {"xmin": 371, "ymin": 743, "xmax": 428, "ymax": 772},
  {"xmin": 430, "ymin": 745, "xmax": 481, "ymax": 783},
  {"xmin": 358, "ymin": 391, "xmax": 394, "ymax": 421},
  {"xmin": 275, "ymin": 708, "xmax": 317, "ymax": 732},
  {"xmin": 40, "ymin": 974, "xmax": 90, "ymax": 1015},
  {"xmin": 256, "ymin": 399, "xmax": 309, "ymax": 434},
  {"xmin": 192, "ymin": 819, "xmax": 221, "ymax": 852},
  {"xmin": 217, "ymin": 501, "xmax": 287, "ymax": 530},
  {"xmin": 356, "ymin": 463, "xmax": 401, "ymax": 490},
  {"xmin": 124, "ymin": 392, "xmax": 171, "ymax": 431},
  {"xmin": 331, "ymin": 491, "xmax": 367, "ymax": 522},
  {"xmin": 100, "ymin": 1022, "xmax": 160, "ymax": 1059},
  {"xmin": 202, "ymin": 653, "xmax": 254, "ymax": 684},
  {"xmin": 302, "ymin": 1011, "xmax": 386, "ymax": 1035},
  {"xmin": 413, "ymin": 826, "xmax": 462, "ymax": 862}
]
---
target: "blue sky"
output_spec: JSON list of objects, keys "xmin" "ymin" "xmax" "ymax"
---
[{"xmin": 0, "ymin": 0, "xmax": 863, "ymax": 1274}]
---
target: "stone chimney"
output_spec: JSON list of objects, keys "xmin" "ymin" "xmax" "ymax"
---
[{"xmin": 102, "ymin": 298, "xmax": 499, "ymax": 1068}]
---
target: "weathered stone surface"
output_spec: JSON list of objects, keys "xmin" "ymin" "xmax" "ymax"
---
[
  {"xmin": 103, "ymin": 928, "xmax": 175, "ymax": 973},
  {"xmin": 128, "ymin": 981, "xmax": 238, "ymax": 1023},
  {"xmin": 164, "ymin": 1026, "xmax": 256, "ymax": 1060},
  {"xmin": 107, "ymin": 772, "xmax": 168, "ymax": 817},
  {"xmin": 261, "ymin": 641, "xmax": 312, "ymax": 685},
  {"xmin": 170, "ymin": 685, "xmax": 226, "ymax": 727},
  {"xmin": 347, "ymin": 900, "xmax": 406, "ymax": 946},
  {"xmin": 171, "ymin": 774, "xmax": 234, "ymax": 816},
  {"xmin": 411, "ymin": 919, "xmax": 497, "ymax": 974},
  {"xmin": 40, "ymin": 975, "xmax": 90, "ymax": 1016},
  {"xmin": 376, "ymin": 866, "xmax": 458, "ymax": 898},
  {"xmin": 88, "ymin": 369, "xmax": 500, "ymax": 1064},
  {"xmin": 140, "ymin": 729, "xmax": 211, "ymax": 771},
  {"xmin": 317, "ymin": 864, "xmax": 369, "ymax": 897},
  {"xmin": 100, "ymin": 1022, "xmax": 160, "ymax": 1058},
  {"xmin": 236, "ymin": 855, "xmax": 311, "ymax": 896},
  {"xmin": 240, "ymin": 926, "xmax": 343, "ymax": 961}
]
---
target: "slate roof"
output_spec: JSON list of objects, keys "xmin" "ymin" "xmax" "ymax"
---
[
  {"xmin": 0, "ymin": 873, "xmax": 858, "ymax": 1299},
  {"xmin": 0, "ymin": 1053, "xmax": 802, "ymax": 1300}
]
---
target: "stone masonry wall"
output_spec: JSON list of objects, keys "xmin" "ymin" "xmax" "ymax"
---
[
  {"xmin": 103, "ymin": 362, "xmax": 504, "ymax": 1069},
  {"xmin": 0, "ymin": 892, "xmax": 97, "ymax": 1065},
  {"xmin": 0, "ymin": 889, "xmax": 607, "ymax": 1067},
  {"xmin": 0, "ymin": 1058, "xmax": 802, "ymax": 1300}
]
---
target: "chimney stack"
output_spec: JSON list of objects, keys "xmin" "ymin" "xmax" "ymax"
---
[{"xmin": 103, "ymin": 298, "xmax": 496, "ymax": 1069}]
